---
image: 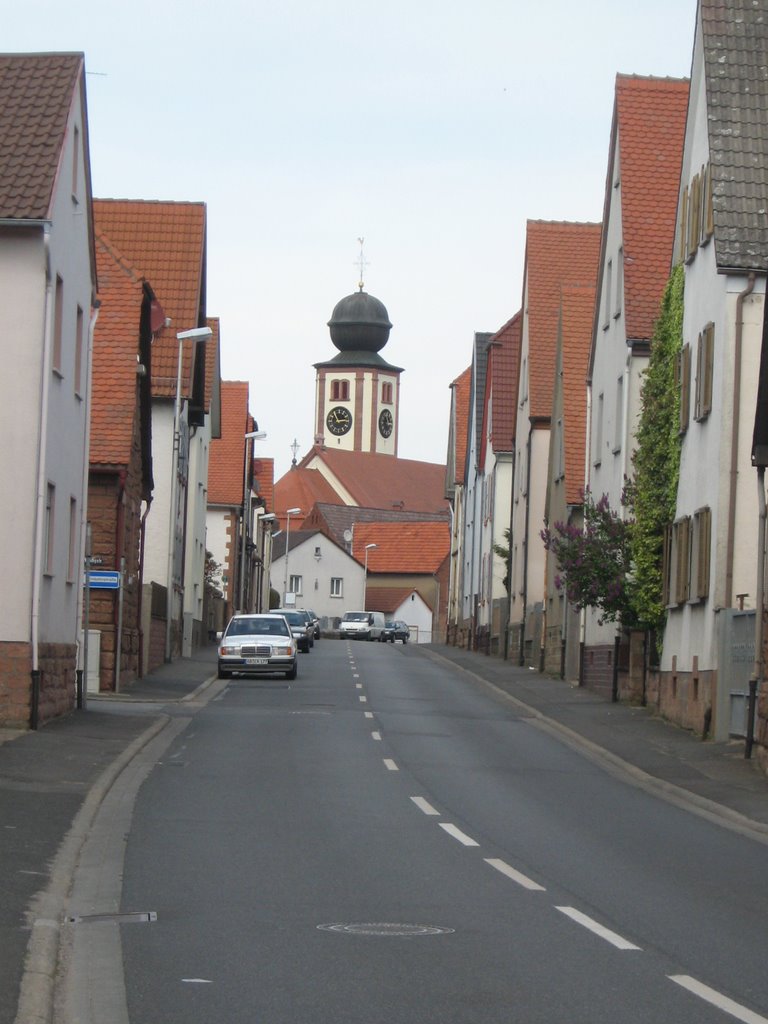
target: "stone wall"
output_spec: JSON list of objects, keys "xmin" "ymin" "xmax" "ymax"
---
[{"xmin": 0, "ymin": 641, "xmax": 32, "ymax": 727}]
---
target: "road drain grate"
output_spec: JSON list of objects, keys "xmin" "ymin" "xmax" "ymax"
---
[
  {"xmin": 317, "ymin": 922, "xmax": 454, "ymax": 937},
  {"xmin": 66, "ymin": 911, "xmax": 157, "ymax": 925}
]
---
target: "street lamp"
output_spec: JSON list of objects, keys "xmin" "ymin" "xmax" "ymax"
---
[
  {"xmin": 364, "ymin": 543, "xmax": 377, "ymax": 606},
  {"xmin": 166, "ymin": 326, "xmax": 213, "ymax": 662},
  {"xmin": 239, "ymin": 429, "xmax": 267, "ymax": 612},
  {"xmin": 283, "ymin": 507, "xmax": 302, "ymax": 604}
]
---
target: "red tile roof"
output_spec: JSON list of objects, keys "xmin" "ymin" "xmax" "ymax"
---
[
  {"xmin": 273, "ymin": 467, "xmax": 345, "ymax": 529},
  {"xmin": 252, "ymin": 457, "xmax": 274, "ymax": 512},
  {"xmin": 90, "ymin": 232, "xmax": 145, "ymax": 466},
  {"xmin": 480, "ymin": 312, "xmax": 522, "ymax": 465},
  {"xmin": 0, "ymin": 53, "xmax": 84, "ymax": 218},
  {"xmin": 297, "ymin": 447, "xmax": 449, "ymax": 515},
  {"xmin": 209, "ymin": 381, "xmax": 250, "ymax": 505},
  {"xmin": 560, "ymin": 285, "xmax": 597, "ymax": 505},
  {"xmin": 352, "ymin": 521, "xmax": 450, "ymax": 574},
  {"xmin": 614, "ymin": 75, "xmax": 689, "ymax": 341},
  {"xmin": 525, "ymin": 221, "xmax": 602, "ymax": 420},
  {"xmin": 92, "ymin": 199, "xmax": 206, "ymax": 398},
  {"xmin": 364, "ymin": 586, "xmax": 429, "ymax": 614},
  {"xmin": 450, "ymin": 366, "xmax": 471, "ymax": 487}
]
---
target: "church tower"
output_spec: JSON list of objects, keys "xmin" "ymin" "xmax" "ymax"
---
[{"xmin": 314, "ymin": 287, "xmax": 403, "ymax": 456}]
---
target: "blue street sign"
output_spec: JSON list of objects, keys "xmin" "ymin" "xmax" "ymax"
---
[{"xmin": 87, "ymin": 570, "xmax": 121, "ymax": 590}]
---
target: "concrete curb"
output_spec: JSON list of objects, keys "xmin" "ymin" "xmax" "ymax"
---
[
  {"xmin": 420, "ymin": 647, "xmax": 768, "ymax": 846},
  {"xmin": 12, "ymin": 714, "xmax": 170, "ymax": 1024}
]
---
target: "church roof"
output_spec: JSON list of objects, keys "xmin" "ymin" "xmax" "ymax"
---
[
  {"xmin": 298, "ymin": 447, "xmax": 449, "ymax": 514},
  {"xmin": 273, "ymin": 466, "xmax": 345, "ymax": 528},
  {"xmin": 304, "ymin": 502, "xmax": 448, "ymax": 550}
]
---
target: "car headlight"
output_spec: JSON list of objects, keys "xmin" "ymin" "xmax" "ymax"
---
[
  {"xmin": 219, "ymin": 645, "xmax": 238, "ymax": 655},
  {"xmin": 274, "ymin": 644, "xmax": 294, "ymax": 656}
]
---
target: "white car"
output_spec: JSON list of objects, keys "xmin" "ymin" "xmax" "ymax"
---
[{"xmin": 218, "ymin": 613, "xmax": 297, "ymax": 679}]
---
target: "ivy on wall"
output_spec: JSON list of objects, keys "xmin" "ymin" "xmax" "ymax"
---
[{"xmin": 625, "ymin": 263, "xmax": 684, "ymax": 631}]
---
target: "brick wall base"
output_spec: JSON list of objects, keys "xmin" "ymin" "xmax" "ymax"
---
[
  {"xmin": 656, "ymin": 667, "xmax": 715, "ymax": 736},
  {"xmin": 0, "ymin": 640, "xmax": 76, "ymax": 728},
  {"xmin": 0, "ymin": 641, "xmax": 33, "ymax": 727}
]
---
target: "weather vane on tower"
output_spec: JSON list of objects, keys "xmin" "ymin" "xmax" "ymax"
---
[{"xmin": 355, "ymin": 237, "xmax": 369, "ymax": 292}]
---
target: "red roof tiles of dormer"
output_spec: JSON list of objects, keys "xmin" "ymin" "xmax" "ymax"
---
[
  {"xmin": 560, "ymin": 284, "xmax": 596, "ymax": 505},
  {"xmin": 92, "ymin": 199, "xmax": 206, "ymax": 398},
  {"xmin": 614, "ymin": 74, "xmax": 689, "ymax": 342},
  {"xmin": 209, "ymin": 381, "xmax": 250, "ymax": 505},
  {"xmin": 525, "ymin": 221, "xmax": 602, "ymax": 421},
  {"xmin": 90, "ymin": 232, "xmax": 145, "ymax": 466},
  {"xmin": 352, "ymin": 521, "xmax": 450, "ymax": 574}
]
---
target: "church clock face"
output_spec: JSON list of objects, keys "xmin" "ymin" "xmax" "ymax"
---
[
  {"xmin": 326, "ymin": 406, "xmax": 352, "ymax": 436},
  {"xmin": 378, "ymin": 408, "xmax": 393, "ymax": 438}
]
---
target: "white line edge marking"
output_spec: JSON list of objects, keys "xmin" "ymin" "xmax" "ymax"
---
[
  {"xmin": 669, "ymin": 976, "xmax": 768, "ymax": 1024},
  {"xmin": 371, "ymin": 731, "xmax": 381, "ymax": 741},
  {"xmin": 411, "ymin": 796, "xmax": 440, "ymax": 816},
  {"xmin": 439, "ymin": 822, "xmax": 479, "ymax": 847},
  {"xmin": 383, "ymin": 759, "xmax": 399, "ymax": 771},
  {"xmin": 484, "ymin": 858, "xmax": 546, "ymax": 891},
  {"xmin": 555, "ymin": 907, "xmax": 640, "ymax": 950}
]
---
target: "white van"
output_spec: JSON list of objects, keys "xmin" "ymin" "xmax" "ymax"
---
[{"xmin": 339, "ymin": 610, "xmax": 386, "ymax": 641}]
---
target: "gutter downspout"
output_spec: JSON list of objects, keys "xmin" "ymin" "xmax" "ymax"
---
[
  {"xmin": 30, "ymin": 224, "xmax": 54, "ymax": 728},
  {"xmin": 75, "ymin": 300, "xmax": 99, "ymax": 709},
  {"xmin": 137, "ymin": 499, "xmax": 152, "ymax": 676},
  {"xmin": 726, "ymin": 273, "xmax": 756, "ymax": 607},
  {"xmin": 520, "ymin": 422, "xmax": 533, "ymax": 665},
  {"xmin": 747, "ymin": 467, "xmax": 766, "ymax": 759},
  {"xmin": 505, "ymin": 451, "xmax": 516, "ymax": 660}
]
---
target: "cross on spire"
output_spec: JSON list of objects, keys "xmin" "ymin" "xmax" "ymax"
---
[{"xmin": 355, "ymin": 237, "xmax": 369, "ymax": 292}]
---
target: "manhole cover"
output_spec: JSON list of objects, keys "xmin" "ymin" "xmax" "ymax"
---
[{"xmin": 317, "ymin": 922, "xmax": 454, "ymax": 937}]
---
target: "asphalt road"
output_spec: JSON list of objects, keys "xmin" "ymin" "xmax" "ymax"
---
[{"xmin": 66, "ymin": 639, "xmax": 768, "ymax": 1023}]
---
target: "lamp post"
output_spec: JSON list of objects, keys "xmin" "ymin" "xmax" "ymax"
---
[
  {"xmin": 239, "ymin": 429, "xmax": 267, "ymax": 612},
  {"xmin": 283, "ymin": 507, "xmax": 301, "ymax": 604},
  {"xmin": 364, "ymin": 542, "xmax": 377, "ymax": 606},
  {"xmin": 166, "ymin": 326, "xmax": 212, "ymax": 662}
]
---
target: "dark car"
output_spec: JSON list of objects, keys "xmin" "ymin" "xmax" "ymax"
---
[
  {"xmin": 293, "ymin": 608, "xmax": 316, "ymax": 646},
  {"xmin": 383, "ymin": 619, "xmax": 410, "ymax": 643},
  {"xmin": 273, "ymin": 609, "xmax": 313, "ymax": 652},
  {"xmin": 217, "ymin": 613, "xmax": 297, "ymax": 679},
  {"xmin": 306, "ymin": 609, "xmax": 321, "ymax": 639}
]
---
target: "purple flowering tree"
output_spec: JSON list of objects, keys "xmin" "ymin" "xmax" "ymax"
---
[{"xmin": 541, "ymin": 491, "xmax": 635, "ymax": 626}]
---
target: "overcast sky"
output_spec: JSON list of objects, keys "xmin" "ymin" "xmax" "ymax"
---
[{"xmin": 8, "ymin": 0, "xmax": 696, "ymax": 480}]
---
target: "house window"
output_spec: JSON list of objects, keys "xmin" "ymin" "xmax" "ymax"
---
[
  {"xmin": 44, "ymin": 483, "xmax": 55, "ymax": 575},
  {"xmin": 678, "ymin": 185, "xmax": 689, "ymax": 264},
  {"xmin": 691, "ymin": 506, "xmax": 711, "ymax": 601},
  {"xmin": 677, "ymin": 344, "xmax": 691, "ymax": 435},
  {"xmin": 72, "ymin": 124, "xmax": 80, "ymax": 203},
  {"xmin": 603, "ymin": 260, "xmax": 613, "ymax": 330},
  {"xmin": 53, "ymin": 275, "xmax": 64, "ymax": 375},
  {"xmin": 694, "ymin": 323, "xmax": 714, "ymax": 421},
  {"xmin": 331, "ymin": 379, "xmax": 349, "ymax": 401},
  {"xmin": 68, "ymin": 497, "xmax": 78, "ymax": 582},
  {"xmin": 382, "ymin": 381, "xmax": 393, "ymax": 404},
  {"xmin": 75, "ymin": 305, "xmax": 84, "ymax": 397},
  {"xmin": 593, "ymin": 392, "xmax": 604, "ymax": 466},
  {"xmin": 686, "ymin": 173, "xmax": 701, "ymax": 261},
  {"xmin": 330, "ymin": 577, "xmax": 343, "ymax": 597},
  {"xmin": 289, "ymin": 574, "xmax": 302, "ymax": 595},
  {"xmin": 613, "ymin": 375, "xmax": 623, "ymax": 454},
  {"xmin": 555, "ymin": 416, "xmax": 564, "ymax": 480}
]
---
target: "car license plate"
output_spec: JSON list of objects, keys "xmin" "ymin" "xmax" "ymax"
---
[{"xmin": 245, "ymin": 658, "xmax": 268, "ymax": 665}]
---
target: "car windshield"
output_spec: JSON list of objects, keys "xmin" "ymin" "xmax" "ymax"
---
[
  {"xmin": 344, "ymin": 612, "xmax": 370, "ymax": 622},
  {"xmin": 226, "ymin": 617, "xmax": 289, "ymax": 638},
  {"xmin": 280, "ymin": 611, "xmax": 303, "ymax": 625}
]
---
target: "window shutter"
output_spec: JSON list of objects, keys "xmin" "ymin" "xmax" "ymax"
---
[
  {"xmin": 679, "ymin": 344, "xmax": 691, "ymax": 434},
  {"xmin": 662, "ymin": 523, "xmax": 673, "ymax": 606},
  {"xmin": 695, "ymin": 507, "xmax": 711, "ymax": 599}
]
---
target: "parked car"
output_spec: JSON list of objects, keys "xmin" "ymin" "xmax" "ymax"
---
[
  {"xmin": 339, "ymin": 610, "xmax": 386, "ymax": 641},
  {"xmin": 217, "ymin": 613, "xmax": 297, "ymax": 679},
  {"xmin": 293, "ymin": 608, "xmax": 315, "ymax": 646},
  {"xmin": 306, "ymin": 609, "xmax": 321, "ymax": 639},
  {"xmin": 382, "ymin": 620, "xmax": 410, "ymax": 643},
  {"xmin": 273, "ymin": 609, "xmax": 313, "ymax": 652}
]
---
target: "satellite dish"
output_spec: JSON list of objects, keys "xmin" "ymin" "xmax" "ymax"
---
[{"xmin": 343, "ymin": 529, "xmax": 353, "ymax": 543}]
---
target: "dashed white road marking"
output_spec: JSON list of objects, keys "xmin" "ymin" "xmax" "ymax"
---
[
  {"xmin": 411, "ymin": 796, "xmax": 440, "ymax": 816},
  {"xmin": 359, "ymin": 695, "xmax": 367, "ymax": 703},
  {"xmin": 353, "ymin": 674, "xmax": 360, "ymax": 680},
  {"xmin": 182, "ymin": 979, "xmax": 213, "ymax": 984},
  {"xmin": 364, "ymin": 711, "xmax": 374, "ymax": 719},
  {"xmin": 555, "ymin": 907, "xmax": 640, "ymax": 950},
  {"xmin": 355, "ymin": 683, "xmax": 363, "ymax": 689},
  {"xmin": 439, "ymin": 823, "xmax": 479, "ymax": 847},
  {"xmin": 383, "ymin": 759, "xmax": 399, "ymax": 771},
  {"xmin": 668, "ymin": 976, "xmax": 768, "ymax": 1024},
  {"xmin": 371, "ymin": 731, "xmax": 382, "ymax": 741},
  {"xmin": 485, "ymin": 858, "xmax": 546, "ymax": 891}
]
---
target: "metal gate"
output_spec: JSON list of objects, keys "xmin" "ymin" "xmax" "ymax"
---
[{"xmin": 717, "ymin": 609, "xmax": 755, "ymax": 740}]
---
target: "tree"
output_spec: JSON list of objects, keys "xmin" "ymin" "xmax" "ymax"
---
[
  {"xmin": 493, "ymin": 528, "xmax": 511, "ymax": 595},
  {"xmin": 204, "ymin": 550, "xmax": 223, "ymax": 599},
  {"xmin": 541, "ymin": 491, "xmax": 635, "ymax": 626}
]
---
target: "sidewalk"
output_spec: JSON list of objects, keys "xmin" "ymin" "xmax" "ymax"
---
[
  {"xmin": 0, "ymin": 647, "xmax": 217, "ymax": 1024},
  {"xmin": 413, "ymin": 642, "xmax": 768, "ymax": 833}
]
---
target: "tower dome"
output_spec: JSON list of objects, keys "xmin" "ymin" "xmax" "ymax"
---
[{"xmin": 327, "ymin": 290, "xmax": 393, "ymax": 354}]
